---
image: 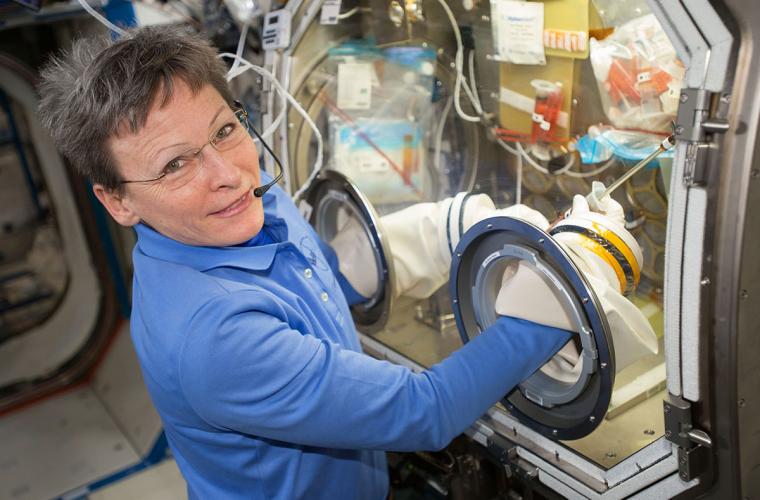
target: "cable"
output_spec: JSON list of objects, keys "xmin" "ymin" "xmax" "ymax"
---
[
  {"xmin": 467, "ymin": 49, "xmax": 482, "ymax": 110},
  {"xmin": 337, "ymin": 6, "xmax": 371, "ymax": 19},
  {"xmin": 77, "ymin": 0, "xmax": 127, "ymax": 36},
  {"xmin": 229, "ymin": 21, "xmax": 250, "ymax": 75},
  {"xmin": 221, "ymin": 53, "xmax": 324, "ymax": 201},
  {"xmin": 434, "ymin": 96, "xmax": 454, "ymax": 181},
  {"xmin": 516, "ymin": 142, "xmax": 617, "ymax": 179},
  {"xmin": 434, "ymin": 0, "xmax": 482, "ymax": 123}
]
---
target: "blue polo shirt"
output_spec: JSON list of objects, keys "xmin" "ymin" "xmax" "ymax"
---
[{"xmin": 129, "ymin": 174, "xmax": 571, "ymax": 499}]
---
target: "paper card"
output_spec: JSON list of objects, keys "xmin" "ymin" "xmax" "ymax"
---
[
  {"xmin": 337, "ymin": 63, "xmax": 372, "ymax": 110},
  {"xmin": 493, "ymin": 0, "xmax": 546, "ymax": 65},
  {"xmin": 320, "ymin": 0, "xmax": 342, "ymax": 24}
]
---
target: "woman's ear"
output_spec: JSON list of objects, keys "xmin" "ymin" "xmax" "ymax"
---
[{"xmin": 92, "ymin": 184, "xmax": 141, "ymax": 226}]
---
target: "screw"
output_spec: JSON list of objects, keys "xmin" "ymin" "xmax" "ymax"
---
[
  {"xmin": 664, "ymin": 404, "xmax": 671, "ymax": 413},
  {"xmin": 675, "ymin": 125, "xmax": 685, "ymax": 135},
  {"xmin": 680, "ymin": 93, "xmax": 689, "ymax": 103},
  {"xmin": 752, "ymin": 169, "xmax": 760, "ymax": 179},
  {"xmin": 552, "ymin": 429, "xmax": 558, "ymax": 436},
  {"xmin": 481, "ymin": 15, "xmax": 490, "ymax": 21},
  {"xmin": 486, "ymin": 54, "xmax": 494, "ymax": 61},
  {"xmin": 582, "ymin": 297, "xmax": 589, "ymax": 304},
  {"xmin": 487, "ymin": 223, "xmax": 493, "ymax": 229},
  {"xmin": 739, "ymin": 398, "xmax": 746, "ymax": 408},
  {"xmin": 741, "ymin": 289, "xmax": 749, "ymax": 300},
  {"xmin": 701, "ymin": 277, "xmax": 711, "ymax": 286},
  {"xmin": 589, "ymin": 416, "xmax": 596, "ymax": 423},
  {"xmin": 453, "ymin": 299, "xmax": 458, "ymax": 304},
  {"xmin": 457, "ymin": 252, "xmax": 462, "ymax": 258},
  {"xmin": 681, "ymin": 472, "xmax": 688, "ymax": 479},
  {"xmin": 721, "ymin": 94, "xmax": 731, "ymax": 104},
  {"xmin": 666, "ymin": 430, "xmax": 672, "ymax": 438},
  {"xmin": 450, "ymin": 62, "xmax": 456, "ymax": 68},
  {"xmin": 600, "ymin": 362, "xmax": 608, "ymax": 369},
  {"xmin": 538, "ymin": 238, "xmax": 545, "ymax": 244},
  {"xmin": 644, "ymin": 429, "xmax": 655, "ymax": 436},
  {"xmin": 681, "ymin": 456, "xmax": 687, "ymax": 464},
  {"xmin": 606, "ymin": 452, "xmax": 616, "ymax": 458}
]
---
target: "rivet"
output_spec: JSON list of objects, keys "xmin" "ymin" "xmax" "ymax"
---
[
  {"xmin": 589, "ymin": 416, "xmax": 596, "ymax": 423},
  {"xmin": 456, "ymin": 252, "xmax": 462, "ymax": 258},
  {"xmin": 600, "ymin": 362, "xmax": 608, "ymax": 369},
  {"xmin": 582, "ymin": 297, "xmax": 589, "ymax": 304},
  {"xmin": 487, "ymin": 223, "xmax": 493, "ymax": 229},
  {"xmin": 538, "ymin": 238, "xmax": 545, "ymax": 244},
  {"xmin": 552, "ymin": 429, "xmax": 558, "ymax": 436}
]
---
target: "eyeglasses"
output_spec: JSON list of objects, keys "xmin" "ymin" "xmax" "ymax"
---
[{"xmin": 119, "ymin": 105, "xmax": 283, "ymax": 192}]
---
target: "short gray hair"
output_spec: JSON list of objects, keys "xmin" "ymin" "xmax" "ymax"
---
[{"xmin": 38, "ymin": 25, "xmax": 234, "ymax": 193}]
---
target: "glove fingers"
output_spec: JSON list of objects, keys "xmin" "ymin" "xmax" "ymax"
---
[{"xmin": 495, "ymin": 262, "xmax": 579, "ymax": 332}]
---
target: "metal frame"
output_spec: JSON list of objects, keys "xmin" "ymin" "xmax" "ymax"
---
[
  {"xmin": 450, "ymin": 216, "xmax": 613, "ymax": 440},
  {"xmin": 303, "ymin": 169, "xmax": 396, "ymax": 333}
]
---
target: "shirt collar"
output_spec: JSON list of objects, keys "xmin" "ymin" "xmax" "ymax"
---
[{"xmin": 134, "ymin": 189, "xmax": 282, "ymax": 272}]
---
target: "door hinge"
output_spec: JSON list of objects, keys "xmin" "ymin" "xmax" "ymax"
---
[
  {"xmin": 675, "ymin": 88, "xmax": 729, "ymax": 186},
  {"xmin": 664, "ymin": 395, "xmax": 712, "ymax": 482}
]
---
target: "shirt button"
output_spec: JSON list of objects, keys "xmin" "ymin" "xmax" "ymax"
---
[
  {"xmin": 304, "ymin": 268, "xmax": 313, "ymax": 279},
  {"xmin": 320, "ymin": 292, "xmax": 329, "ymax": 302}
]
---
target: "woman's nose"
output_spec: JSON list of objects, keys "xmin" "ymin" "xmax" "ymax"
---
[{"xmin": 203, "ymin": 147, "xmax": 242, "ymax": 190}]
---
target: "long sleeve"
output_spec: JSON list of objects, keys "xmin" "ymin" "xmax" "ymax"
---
[{"xmin": 179, "ymin": 290, "xmax": 571, "ymax": 452}]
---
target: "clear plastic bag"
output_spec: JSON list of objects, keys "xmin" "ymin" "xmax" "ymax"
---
[
  {"xmin": 589, "ymin": 14, "xmax": 684, "ymax": 133},
  {"xmin": 575, "ymin": 125, "xmax": 675, "ymax": 164},
  {"xmin": 326, "ymin": 41, "xmax": 437, "ymax": 204}
]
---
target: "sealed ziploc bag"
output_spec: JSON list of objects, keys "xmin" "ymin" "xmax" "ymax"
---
[
  {"xmin": 326, "ymin": 41, "xmax": 437, "ymax": 204},
  {"xmin": 331, "ymin": 118, "xmax": 428, "ymax": 204},
  {"xmin": 589, "ymin": 14, "xmax": 684, "ymax": 133},
  {"xmin": 575, "ymin": 125, "xmax": 675, "ymax": 164}
]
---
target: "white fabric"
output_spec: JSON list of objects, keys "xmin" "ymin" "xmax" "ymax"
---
[
  {"xmin": 381, "ymin": 199, "xmax": 453, "ymax": 299},
  {"xmin": 584, "ymin": 180, "xmax": 625, "ymax": 226},
  {"xmin": 330, "ymin": 207, "xmax": 380, "ymax": 298},
  {"xmin": 494, "ymin": 193, "xmax": 658, "ymax": 375}
]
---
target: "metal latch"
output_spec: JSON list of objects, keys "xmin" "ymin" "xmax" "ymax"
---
[
  {"xmin": 675, "ymin": 88, "xmax": 729, "ymax": 186},
  {"xmin": 664, "ymin": 395, "xmax": 712, "ymax": 482},
  {"xmin": 675, "ymin": 88, "xmax": 729, "ymax": 143}
]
